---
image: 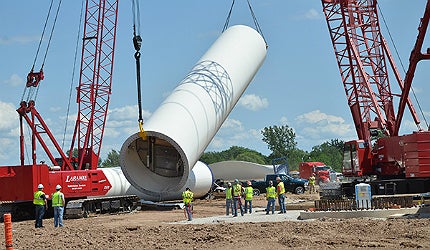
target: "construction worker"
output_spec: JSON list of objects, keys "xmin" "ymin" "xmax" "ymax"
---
[
  {"xmin": 309, "ymin": 173, "xmax": 316, "ymax": 194},
  {"xmin": 266, "ymin": 180, "xmax": 276, "ymax": 215},
  {"xmin": 52, "ymin": 184, "xmax": 65, "ymax": 227},
  {"xmin": 276, "ymin": 176, "xmax": 286, "ymax": 214},
  {"xmin": 182, "ymin": 187, "xmax": 194, "ymax": 221},
  {"xmin": 244, "ymin": 181, "xmax": 253, "ymax": 214},
  {"xmin": 33, "ymin": 183, "xmax": 48, "ymax": 228},
  {"xmin": 225, "ymin": 182, "xmax": 233, "ymax": 216},
  {"xmin": 232, "ymin": 179, "xmax": 244, "ymax": 217}
]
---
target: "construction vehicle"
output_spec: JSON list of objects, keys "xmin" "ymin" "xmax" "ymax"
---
[
  {"xmin": 299, "ymin": 162, "xmax": 332, "ymax": 185},
  {"xmin": 321, "ymin": 0, "xmax": 430, "ymax": 198},
  {"xmin": 0, "ymin": 0, "xmax": 142, "ymax": 220}
]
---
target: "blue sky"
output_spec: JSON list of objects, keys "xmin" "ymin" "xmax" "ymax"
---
[{"xmin": 1, "ymin": 0, "xmax": 429, "ymax": 166}]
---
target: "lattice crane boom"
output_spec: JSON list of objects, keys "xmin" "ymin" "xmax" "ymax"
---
[
  {"xmin": 321, "ymin": 0, "xmax": 421, "ymax": 142},
  {"xmin": 70, "ymin": 0, "xmax": 119, "ymax": 170}
]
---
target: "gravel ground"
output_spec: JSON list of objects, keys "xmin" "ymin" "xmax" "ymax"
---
[{"xmin": 1, "ymin": 193, "xmax": 430, "ymax": 249}]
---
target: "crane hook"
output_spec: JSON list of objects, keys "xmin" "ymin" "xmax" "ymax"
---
[{"xmin": 138, "ymin": 120, "xmax": 146, "ymax": 140}]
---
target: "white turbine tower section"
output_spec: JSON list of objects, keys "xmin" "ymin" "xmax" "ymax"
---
[
  {"xmin": 209, "ymin": 161, "xmax": 274, "ymax": 181},
  {"xmin": 120, "ymin": 25, "xmax": 267, "ymax": 201},
  {"xmin": 101, "ymin": 162, "xmax": 212, "ymax": 201}
]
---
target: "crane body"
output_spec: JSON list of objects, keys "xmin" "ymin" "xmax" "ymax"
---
[
  {"xmin": 0, "ymin": 0, "xmax": 139, "ymax": 220},
  {"xmin": 322, "ymin": 0, "xmax": 430, "ymax": 197}
]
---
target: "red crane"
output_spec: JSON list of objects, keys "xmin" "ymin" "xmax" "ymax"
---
[
  {"xmin": 0, "ymin": 0, "xmax": 139, "ymax": 219},
  {"xmin": 322, "ymin": 0, "xmax": 430, "ymax": 194}
]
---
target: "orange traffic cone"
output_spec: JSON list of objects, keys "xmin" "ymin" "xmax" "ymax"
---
[{"xmin": 3, "ymin": 213, "xmax": 13, "ymax": 250}]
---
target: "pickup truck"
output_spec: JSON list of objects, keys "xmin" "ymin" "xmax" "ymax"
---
[{"xmin": 251, "ymin": 174, "xmax": 308, "ymax": 196}]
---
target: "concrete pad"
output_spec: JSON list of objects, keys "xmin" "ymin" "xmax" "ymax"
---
[
  {"xmin": 299, "ymin": 207, "xmax": 419, "ymax": 220},
  {"xmin": 172, "ymin": 207, "xmax": 304, "ymax": 224}
]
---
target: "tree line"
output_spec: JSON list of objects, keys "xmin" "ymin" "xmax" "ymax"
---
[
  {"xmin": 201, "ymin": 125, "xmax": 344, "ymax": 172},
  {"xmin": 98, "ymin": 124, "xmax": 345, "ymax": 172}
]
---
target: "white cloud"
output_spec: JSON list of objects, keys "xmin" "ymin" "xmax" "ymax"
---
[
  {"xmin": 3, "ymin": 74, "xmax": 24, "ymax": 87},
  {"xmin": 0, "ymin": 35, "xmax": 40, "ymax": 45},
  {"xmin": 411, "ymin": 86, "xmax": 422, "ymax": 94},
  {"xmin": 290, "ymin": 110, "xmax": 354, "ymax": 150},
  {"xmin": 207, "ymin": 118, "xmax": 264, "ymax": 152},
  {"xmin": 0, "ymin": 101, "xmax": 18, "ymax": 130},
  {"xmin": 280, "ymin": 116, "xmax": 289, "ymax": 125},
  {"xmin": 220, "ymin": 118, "xmax": 243, "ymax": 130},
  {"xmin": 295, "ymin": 110, "xmax": 345, "ymax": 125},
  {"xmin": 108, "ymin": 105, "xmax": 151, "ymax": 123},
  {"xmin": 0, "ymin": 138, "xmax": 17, "ymax": 162},
  {"xmin": 304, "ymin": 9, "xmax": 321, "ymax": 20},
  {"xmin": 238, "ymin": 94, "xmax": 268, "ymax": 111}
]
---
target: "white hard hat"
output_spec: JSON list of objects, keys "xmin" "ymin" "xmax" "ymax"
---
[
  {"xmin": 37, "ymin": 184, "xmax": 44, "ymax": 189},
  {"xmin": 56, "ymin": 184, "xmax": 62, "ymax": 190}
]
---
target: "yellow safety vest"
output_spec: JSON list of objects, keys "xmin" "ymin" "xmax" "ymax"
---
[
  {"xmin": 233, "ymin": 184, "xmax": 242, "ymax": 196},
  {"xmin": 266, "ymin": 186, "xmax": 276, "ymax": 198},
  {"xmin": 33, "ymin": 190, "xmax": 45, "ymax": 205},
  {"xmin": 244, "ymin": 187, "xmax": 253, "ymax": 200},
  {"xmin": 52, "ymin": 191, "xmax": 63, "ymax": 207},
  {"xmin": 309, "ymin": 176, "xmax": 316, "ymax": 185},
  {"xmin": 225, "ymin": 187, "xmax": 232, "ymax": 199},
  {"xmin": 277, "ymin": 182, "xmax": 285, "ymax": 195},
  {"xmin": 182, "ymin": 190, "xmax": 193, "ymax": 205}
]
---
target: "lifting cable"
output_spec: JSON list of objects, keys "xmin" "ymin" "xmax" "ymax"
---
[
  {"xmin": 222, "ymin": 0, "xmax": 268, "ymax": 47},
  {"xmin": 62, "ymin": 0, "xmax": 85, "ymax": 151},
  {"xmin": 378, "ymin": 4, "xmax": 429, "ymax": 129},
  {"xmin": 132, "ymin": 0, "xmax": 146, "ymax": 140},
  {"xmin": 22, "ymin": 0, "xmax": 62, "ymax": 103}
]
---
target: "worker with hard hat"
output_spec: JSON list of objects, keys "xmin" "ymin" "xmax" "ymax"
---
[
  {"xmin": 309, "ymin": 173, "xmax": 316, "ymax": 194},
  {"xmin": 243, "ymin": 181, "xmax": 253, "ymax": 214},
  {"xmin": 33, "ymin": 183, "xmax": 48, "ymax": 228},
  {"xmin": 52, "ymin": 184, "xmax": 65, "ymax": 227},
  {"xmin": 232, "ymin": 179, "xmax": 244, "ymax": 217},
  {"xmin": 225, "ymin": 182, "xmax": 233, "ymax": 216},
  {"xmin": 276, "ymin": 176, "xmax": 286, "ymax": 214},
  {"xmin": 182, "ymin": 187, "xmax": 194, "ymax": 221},
  {"xmin": 265, "ymin": 180, "xmax": 276, "ymax": 215}
]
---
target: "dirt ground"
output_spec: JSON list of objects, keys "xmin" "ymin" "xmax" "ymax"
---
[{"xmin": 1, "ymin": 193, "xmax": 430, "ymax": 249}]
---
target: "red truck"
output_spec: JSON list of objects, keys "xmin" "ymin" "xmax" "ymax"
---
[{"xmin": 299, "ymin": 162, "xmax": 331, "ymax": 185}]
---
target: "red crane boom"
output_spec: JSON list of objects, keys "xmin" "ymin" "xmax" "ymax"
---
[
  {"xmin": 0, "ymin": 0, "xmax": 136, "ymax": 220},
  {"xmin": 322, "ymin": 0, "xmax": 430, "ymax": 195},
  {"xmin": 69, "ymin": 0, "xmax": 119, "ymax": 170}
]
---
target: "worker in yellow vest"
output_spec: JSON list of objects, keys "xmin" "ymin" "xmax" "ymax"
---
[
  {"xmin": 265, "ymin": 181, "xmax": 276, "ymax": 215},
  {"xmin": 182, "ymin": 187, "xmax": 194, "ymax": 221},
  {"xmin": 244, "ymin": 181, "xmax": 253, "ymax": 214},
  {"xmin": 232, "ymin": 179, "xmax": 244, "ymax": 217},
  {"xmin": 276, "ymin": 176, "xmax": 286, "ymax": 213},
  {"xmin": 33, "ymin": 183, "xmax": 48, "ymax": 228},
  {"xmin": 52, "ymin": 184, "xmax": 65, "ymax": 227},
  {"xmin": 309, "ymin": 174, "xmax": 316, "ymax": 194},
  {"xmin": 225, "ymin": 182, "xmax": 233, "ymax": 216}
]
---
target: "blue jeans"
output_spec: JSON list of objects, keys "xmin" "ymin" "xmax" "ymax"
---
[
  {"xmin": 226, "ymin": 199, "xmax": 233, "ymax": 215},
  {"xmin": 233, "ymin": 196, "xmax": 243, "ymax": 216},
  {"xmin": 266, "ymin": 198, "xmax": 275, "ymax": 214},
  {"xmin": 53, "ymin": 206, "xmax": 64, "ymax": 227},
  {"xmin": 244, "ymin": 200, "xmax": 252, "ymax": 213},
  {"xmin": 185, "ymin": 204, "xmax": 193, "ymax": 221},
  {"xmin": 34, "ymin": 205, "xmax": 45, "ymax": 228},
  {"xmin": 278, "ymin": 194, "xmax": 286, "ymax": 213}
]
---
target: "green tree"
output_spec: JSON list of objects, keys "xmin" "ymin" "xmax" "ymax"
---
[
  {"xmin": 235, "ymin": 151, "xmax": 266, "ymax": 164},
  {"xmin": 101, "ymin": 149, "xmax": 120, "ymax": 168},
  {"xmin": 284, "ymin": 148, "xmax": 309, "ymax": 171},
  {"xmin": 308, "ymin": 139, "xmax": 344, "ymax": 172},
  {"xmin": 261, "ymin": 124, "xmax": 297, "ymax": 160}
]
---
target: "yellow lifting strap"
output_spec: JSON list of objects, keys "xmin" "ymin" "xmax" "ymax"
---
[{"xmin": 138, "ymin": 120, "xmax": 146, "ymax": 140}]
